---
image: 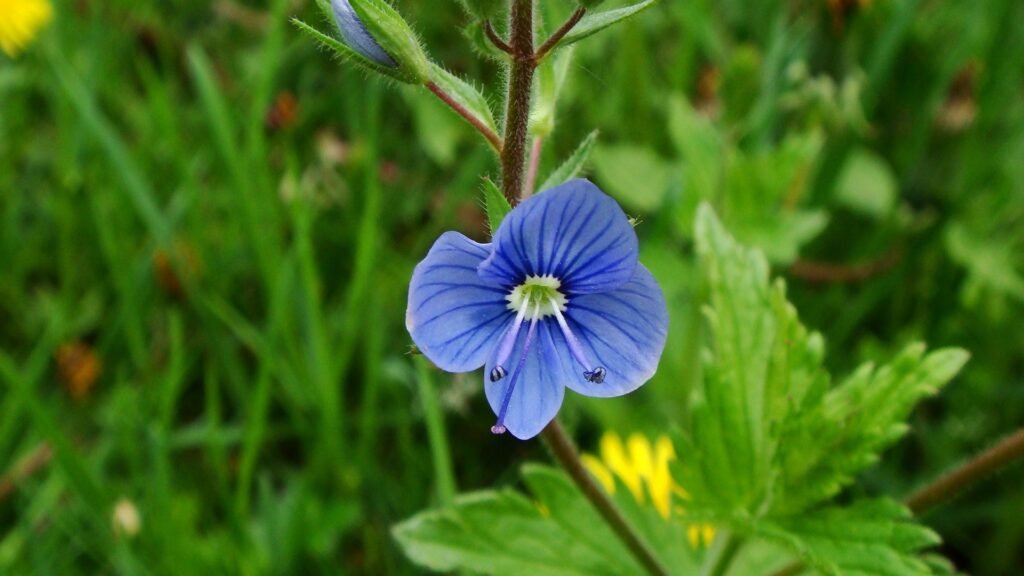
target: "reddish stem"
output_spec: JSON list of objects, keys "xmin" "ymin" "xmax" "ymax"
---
[{"xmin": 426, "ymin": 81, "xmax": 503, "ymax": 153}]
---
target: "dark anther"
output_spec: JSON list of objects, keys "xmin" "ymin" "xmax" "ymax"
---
[
  {"xmin": 584, "ymin": 367, "xmax": 607, "ymax": 384},
  {"xmin": 490, "ymin": 366, "xmax": 508, "ymax": 382}
]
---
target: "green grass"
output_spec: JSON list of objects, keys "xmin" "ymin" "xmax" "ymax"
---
[{"xmin": 2, "ymin": 0, "xmax": 1024, "ymax": 574}]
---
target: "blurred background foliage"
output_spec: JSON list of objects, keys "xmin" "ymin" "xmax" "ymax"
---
[{"xmin": 1, "ymin": 0, "xmax": 1022, "ymax": 573}]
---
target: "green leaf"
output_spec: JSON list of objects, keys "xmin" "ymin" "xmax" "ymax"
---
[
  {"xmin": 555, "ymin": 0, "xmax": 659, "ymax": 50},
  {"xmin": 592, "ymin": 143, "xmax": 675, "ymax": 212},
  {"xmin": 538, "ymin": 130, "xmax": 598, "ymax": 193},
  {"xmin": 775, "ymin": 344, "xmax": 969, "ymax": 512},
  {"xmin": 482, "ymin": 178, "xmax": 512, "ymax": 234},
  {"xmin": 429, "ymin": 63, "xmax": 500, "ymax": 137},
  {"xmin": 945, "ymin": 220, "xmax": 1024, "ymax": 305},
  {"xmin": 393, "ymin": 465, "xmax": 646, "ymax": 576},
  {"xmin": 530, "ymin": 47, "xmax": 575, "ymax": 137},
  {"xmin": 749, "ymin": 500, "xmax": 941, "ymax": 576},
  {"xmin": 835, "ymin": 148, "xmax": 899, "ymax": 218},
  {"xmin": 676, "ymin": 206, "xmax": 968, "ymax": 519}
]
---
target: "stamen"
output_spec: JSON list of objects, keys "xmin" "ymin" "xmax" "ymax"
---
[
  {"xmin": 490, "ymin": 299, "xmax": 531, "ymax": 382},
  {"xmin": 492, "ymin": 302, "xmax": 541, "ymax": 435},
  {"xmin": 548, "ymin": 297, "xmax": 606, "ymax": 384}
]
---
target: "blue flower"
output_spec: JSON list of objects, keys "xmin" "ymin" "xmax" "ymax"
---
[
  {"xmin": 330, "ymin": 0, "xmax": 397, "ymax": 68},
  {"xmin": 406, "ymin": 179, "xmax": 669, "ymax": 439}
]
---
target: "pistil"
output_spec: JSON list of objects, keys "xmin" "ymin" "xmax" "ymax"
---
[{"xmin": 491, "ymin": 302, "xmax": 541, "ymax": 434}]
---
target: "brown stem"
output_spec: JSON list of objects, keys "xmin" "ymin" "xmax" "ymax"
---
[
  {"xmin": 534, "ymin": 7, "xmax": 586, "ymax": 64},
  {"xmin": 426, "ymin": 81, "xmax": 503, "ymax": 153},
  {"xmin": 523, "ymin": 136, "xmax": 543, "ymax": 199},
  {"xmin": 484, "ymin": 20, "xmax": 514, "ymax": 55},
  {"xmin": 788, "ymin": 246, "xmax": 903, "ymax": 284},
  {"xmin": 905, "ymin": 427, "xmax": 1024, "ymax": 513},
  {"xmin": 500, "ymin": 0, "xmax": 535, "ymax": 206},
  {"xmin": 769, "ymin": 427, "xmax": 1024, "ymax": 576},
  {"xmin": 542, "ymin": 420, "xmax": 670, "ymax": 576}
]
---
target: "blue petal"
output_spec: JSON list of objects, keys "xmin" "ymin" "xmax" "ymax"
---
[
  {"xmin": 556, "ymin": 264, "xmax": 668, "ymax": 398},
  {"xmin": 406, "ymin": 232, "xmax": 511, "ymax": 372},
  {"xmin": 478, "ymin": 179, "xmax": 639, "ymax": 294},
  {"xmin": 484, "ymin": 326, "xmax": 569, "ymax": 440},
  {"xmin": 331, "ymin": 0, "xmax": 398, "ymax": 68}
]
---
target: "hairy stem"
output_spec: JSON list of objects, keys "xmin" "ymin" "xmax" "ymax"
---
[
  {"xmin": 426, "ymin": 81, "xmax": 503, "ymax": 153},
  {"xmin": 542, "ymin": 420, "xmax": 670, "ymax": 576},
  {"xmin": 534, "ymin": 7, "xmax": 586, "ymax": 64},
  {"xmin": 484, "ymin": 20, "xmax": 513, "ymax": 55},
  {"xmin": 905, "ymin": 426, "xmax": 1024, "ymax": 513},
  {"xmin": 500, "ymin": 0, "xmax": 535, "ymax": 206}
]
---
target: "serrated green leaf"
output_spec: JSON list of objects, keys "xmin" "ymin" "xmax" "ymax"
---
[
  {"xmin": 482, "ymin": 177, "xmax": 511, "ymax": 234},
  {"xmin": 749, "ymin": 499, "xmax": 941, "ymax": 576},
  {"xmin": 675, "ymin": 206, "xmax": 967, "ymax": 523},
  {"xmin": 538, "ymin": 130, "xmax": 598, "ymax": 193},
  {"xmin": 554, "ymin": 0, "xmax": 659, "ymax": 50},
  {"xmin": 775, "ymin": 345, "xmax": 969, "ymax": 512},
  {"xmin": 429, "ymin": 63, "xmax": 500, "ymax": 136},
  {"xmin": 393, "ymin": 465, "xmax": 646, "ymax": 576}
]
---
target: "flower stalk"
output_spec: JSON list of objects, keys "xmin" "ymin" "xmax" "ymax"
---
[
  {"xmin": 491, "ymin": 3, "xmax": 668, "ymax": 574},
  {"xmin": 542, "ymin": 420, "xmax": 671, "ymax": 576},
  {"xmin": 426, "ymin": 81, "xmax": 504, "ymax": 153}
]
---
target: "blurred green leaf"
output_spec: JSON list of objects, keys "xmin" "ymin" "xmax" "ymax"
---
[
  {"xmin": 835, "ymin": 148, "xmax": 899, "ymax": 218},
  {"xmin": 592, "ymin": 143, "xmax": 674, "ymax": 212},
  {"xmin": 945, "ymin": 221, "xmax": 1024, "ymax": 305},
  {"xmin": 538, "ymin": 130, "xmax": 599, "ymax": 193}
]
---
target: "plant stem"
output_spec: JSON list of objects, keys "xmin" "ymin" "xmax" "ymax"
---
[
  {"xmin": 484, "ymin": 20, "xmax": 513, "ymax": 55},
  {"xmin": 905, "ymin": 426, "xmax": 1024, "ymax": 513},
  {"xmin": 500, "ymin": 0, "xmax": 536, "ymax": 206},
  {"xmin": 415, "ymin": 357, "xmax": 456, "ymax": 506},
  {"xmin": 426, "ymin": 81, "xmax": 503, "ymax": 153},
  {"xmin": 541, "ymin": 420, "xmax": 670, "ymax": 576},
  {"xmin": 534, "ymin": 7, "xmax": 586, "ymax": 64},
  {"xmin": 523, "ymin": 136, "xmax": 543, "ymax": 199}
]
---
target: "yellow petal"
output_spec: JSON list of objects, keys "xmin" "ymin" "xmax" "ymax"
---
[
  {"xmin": 0, "ymin": 0, "xmax": 53, "ymax": 57},
  {"xmin": 580, "ymin": 454, "xmax": 616, "ymax": 495},
  {"xmin": 601, "ymin": 432, "xmax": 643, "ymax": 502}
]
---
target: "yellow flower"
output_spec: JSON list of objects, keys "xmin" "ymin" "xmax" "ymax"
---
[
  {"xmin": 582, "ymin": 431, "xmax": 716, "ymax": 548},
  {"xmin": 0, "ymin": 0, "xmax": 53, "ymax": 57}
]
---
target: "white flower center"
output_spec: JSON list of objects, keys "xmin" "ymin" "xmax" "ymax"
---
[{"xmin": 506, "ymin": 275, "xmax": 568, "ymax": 320}]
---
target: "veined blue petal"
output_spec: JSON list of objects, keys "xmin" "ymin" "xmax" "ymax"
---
[
  {"xmin": 556, "ymin": 264, "xmax": 668, "ymax": 397},
  {"xmin": 406, "ymin": 232, "xmax": 510, "ymax": 372},
  {"xmin": 331, "ymin": 0, "xmax": 398, "ymax": 67},
  {"xmin": 484, "ymin": 327, "xmax": 569, "ymax": 439},
  {"xmin": 478, "ymin": 179, "xmax": 639, "ymax": 294}
]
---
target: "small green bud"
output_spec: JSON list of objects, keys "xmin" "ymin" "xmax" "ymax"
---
[
  {"xmin": 455, "ymin": 0, "xmax": 504, "ymax": 20},
  {"xmin": 322, "ymin": 0, "xmax": 431, "ymax": 84}
]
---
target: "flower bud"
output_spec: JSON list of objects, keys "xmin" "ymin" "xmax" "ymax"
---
[{"xmin": 323, "ymin": 0, "xmax": 430, "ymax": 83}]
